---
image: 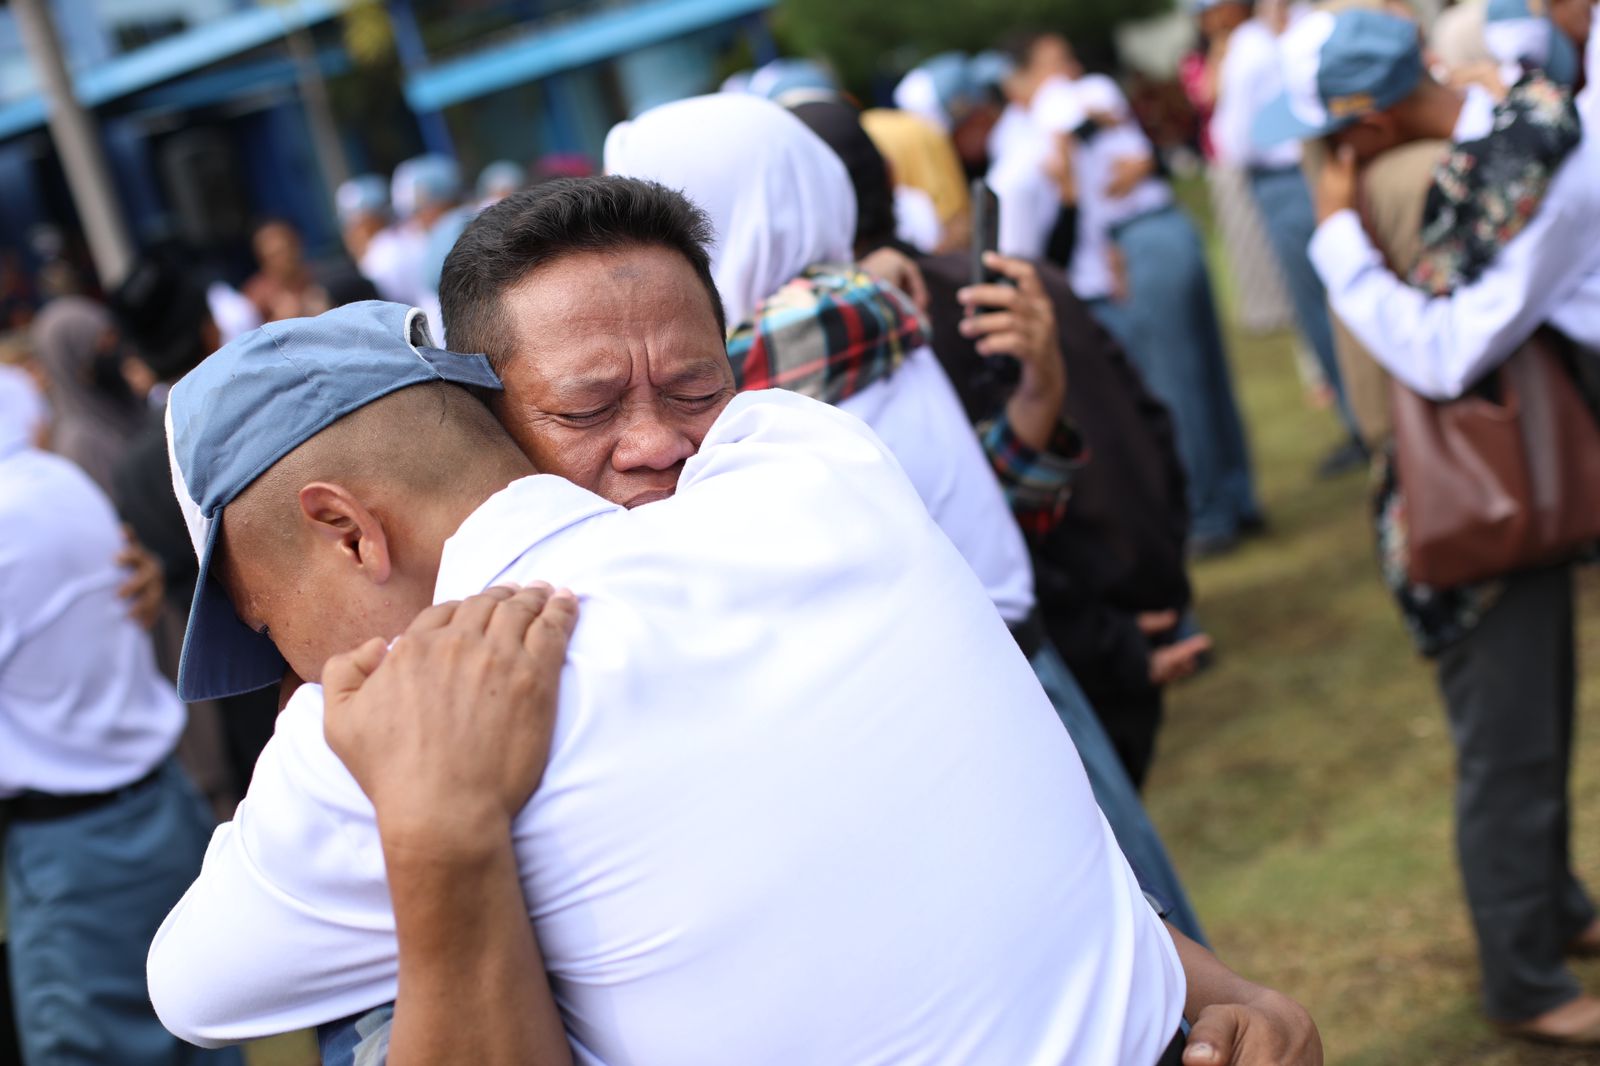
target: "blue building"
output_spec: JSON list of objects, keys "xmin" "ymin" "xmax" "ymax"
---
[{"xmin": 0, "ymin": 0, "xmax": 774, "ymax": 282}]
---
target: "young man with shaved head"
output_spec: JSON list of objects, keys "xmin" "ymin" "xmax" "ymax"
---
[{"xmin": 152, "ymin": 179, "xmax": 1321, "ymax": 1066}]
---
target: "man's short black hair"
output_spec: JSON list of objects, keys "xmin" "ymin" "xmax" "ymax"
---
[{"xmin": 440, "ymin": 176, "xmax": 726, "ymax": 371}]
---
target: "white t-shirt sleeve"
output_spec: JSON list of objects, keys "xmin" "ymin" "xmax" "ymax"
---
[
  {"xmin": 147, "ymin": 685, "xmax": 399, "ymax": 1046},
  {"xmin": 1308, "ymin": 149, "xmax": 1600, "ymax": 400}
]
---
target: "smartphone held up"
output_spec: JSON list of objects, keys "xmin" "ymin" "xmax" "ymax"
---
[{"xmin": 969, "ymin": 179, "xmax": 1022, "ymax": 392}]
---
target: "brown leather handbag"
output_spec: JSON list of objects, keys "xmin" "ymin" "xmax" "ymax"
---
[{"xmin": 1392, "ymin": 328, "xmax": 1600, "ymax": 589}]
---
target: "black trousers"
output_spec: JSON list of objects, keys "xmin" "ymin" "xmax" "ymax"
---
[
  {"xmin": 1436, "ymin": 565, "xmax": 1595, "ymax": 1021},
  {"xmin": 1088, "ymin": 685, "xmax": 1165, "ymax": 792},
  {"xmin": 1154, "ymin": 1028, "xmax": 1186, "ymax": 1065}
]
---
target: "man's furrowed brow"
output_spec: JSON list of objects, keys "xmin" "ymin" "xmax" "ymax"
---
[
  {"xmin": 543, "ymin": 367, "xmax": 631, "ymax": 403},
  {"xmin": 660, "ymin": 359, "xmax": 734, "ymax": 389}
]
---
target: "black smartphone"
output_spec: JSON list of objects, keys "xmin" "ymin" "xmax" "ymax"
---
[{"xmin": 969, "ymin": 179, "xmax": 1021, "ymax": 391}]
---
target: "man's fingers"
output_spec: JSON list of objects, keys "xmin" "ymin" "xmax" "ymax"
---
[
  {"xmin": 485, "ymin": 584, "xmax": 554, "ymax": 648},
  {"xmin": 900, "ymin": 258, "xmax": 929, "ymax": 311},
  {"xmin": 1183, "ymin": 1005, "xmax": 1241, "ymax": 1065},
  {"xmin": 406, "ymin": 600, "xmax": 463, "ymax": 634},
  {"xmin": 959, "ymin": 309, "xmax": 1017, "ymax": 338},
  {"xmin": 451, "ymin": 585, "xmax": 519, "ymax": 635},
  {"xmin": 958, "ymin": 284, "xmax": 1020, "ymax": 313},
  {"xmin": 981, "ymin": 251, "xmax": 1037, "ymax": 284},
  {"xmin": 323, "ymin": 638, "xmax": 389, "ymax": 702},
  {"xmin": 524, "ymin": 589, "xmax": 580, "ymax": 660},
  {"xmin": 976, "ymin": 332, "xmax": 1028, "ymax": 358},
  {"xmin": 1137, "ymin": 609, "xmax": 1180, "ymax": 636}
]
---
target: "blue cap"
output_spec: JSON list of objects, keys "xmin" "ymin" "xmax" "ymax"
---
[
  {"xmin": 392, "ymin": 154, "xmax": 462, "ymax": 218},
  {"xmin": 335, "ymin": 174, "xmax": 389, "ymax": 227},
  {"xmin": 967, "ymin": 50, "xmax": 1016, "ymax": 90},
  {"xmin": 165, "ymin": 301, "xmax": 503, "ymax": 701},
  {"xmin": 476, "ymin": 160, "xmax": 526, "ymax": 201},
  {"xmin": 1254, "ymin": 9, "xmax": 1424, "ymax": 147}
]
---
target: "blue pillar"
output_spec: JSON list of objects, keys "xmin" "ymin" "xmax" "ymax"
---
[
  {"xmin": 386, "ymin": 0, "xmax": 456, "ymax": 158},
  {"xmin": 101, "ymin": 118, "xmax": 166, "ymax": 244}
]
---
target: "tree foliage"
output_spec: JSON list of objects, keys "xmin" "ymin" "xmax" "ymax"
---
[{"xmin": 772, "ymin": 0, "xmax": 1172, "ymax": 95}]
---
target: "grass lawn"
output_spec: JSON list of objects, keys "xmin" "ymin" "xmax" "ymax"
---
[{"xmin": 246, "ymin": 189, "xmax": 1599, "ymax": 1066}]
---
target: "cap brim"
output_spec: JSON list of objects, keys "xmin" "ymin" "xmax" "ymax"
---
[
  {"xmin": 177, "ymin": 517, "xmax": 287, "ymax": 703},
  {"xmin": 1252, "ymin": 93, "xmax": 1345, "ymax": 149}
]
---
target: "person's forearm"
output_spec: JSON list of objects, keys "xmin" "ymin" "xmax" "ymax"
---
[
  {"xmin": 1166, "ymin": 922, "xmax": 1278, "ymax": 1019},
  {"xmin": 1004, "ymin": 379, "xmax": 1067, "ymax": 451},
  {"xmin": 383, "ymin": 814, "xmax": 572, "ymax": 1066}
]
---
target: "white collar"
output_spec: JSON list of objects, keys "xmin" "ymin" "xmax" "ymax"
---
[
  {"xmin": 434, "ymin": 474, "xmax": 619, "ymax": 602},
  {"xmin": 1454, "ymin": 86, "xmax": 1497, "ymax": 143}
]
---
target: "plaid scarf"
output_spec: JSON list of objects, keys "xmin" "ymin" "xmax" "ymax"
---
[
  {"xmin": 725, "ymin": 265, "xmax": 927, "ymax": 405},
  {"xmin": 1410, "ymin": 73, "xmax": 1581, "ymax": 294}
]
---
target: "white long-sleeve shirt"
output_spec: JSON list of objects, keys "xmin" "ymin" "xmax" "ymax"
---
[
  {"xmin": 147, "ymin": 391, "xmax": 1184, "ymax": 1066},
  {"xmin": 1210, "ymin": 18, "xmax": 1304, "ymax": 171},
  {"xmin": 1308, "ymin": 87, "xmax": 1600, "ymax": 400}
]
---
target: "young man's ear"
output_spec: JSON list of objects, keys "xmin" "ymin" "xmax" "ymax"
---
[{"xmin": 298, "ymin": 482, "xmax": 394, "ymax": 583}]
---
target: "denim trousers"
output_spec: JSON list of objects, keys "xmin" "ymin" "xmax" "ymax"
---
[
  {"xmin": 4, "ymin": 759, "xmax": 241, "ymax": 1066},
  {"xmin": 1091, "ymin": 205, "xmax": 1259, "ymax": 542},
  {"xmin": 1248, "ymin": 166, "xmax": 1361, "ymax": 439},
  {"xmin": 1031, "ymin": 641, "xmax": 1207, "ymax": 945}
]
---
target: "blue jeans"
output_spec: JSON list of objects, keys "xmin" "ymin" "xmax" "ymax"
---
[
  {"xmin": 1092, "ymin": 205, "xmax": 1259, "ymax": 543},
  {"xmin": 1248, "ymin": 166, "xmax": 1360, "ymax": 439},
  {"xmin": 1030, "ymin": 642, "xmax": 1207, "ymax": 946},
  {"xmin": 4, "ymin": 759, "xmax": 242, "ymax": 1066}
]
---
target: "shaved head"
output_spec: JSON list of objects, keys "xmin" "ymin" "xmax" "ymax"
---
[{"xmin": 216, "ymin": 382, "xmax": 534, "ymax": 683}]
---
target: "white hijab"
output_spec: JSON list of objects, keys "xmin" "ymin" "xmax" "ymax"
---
[{"xmin": 603, "ymin": 94, "xmax": 857, "ymax": 329}]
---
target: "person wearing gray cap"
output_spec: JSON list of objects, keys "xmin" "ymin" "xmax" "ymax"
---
[{"xmin": 1262, "ymin": 6, "xmax": 1600, "ymax": 1045}]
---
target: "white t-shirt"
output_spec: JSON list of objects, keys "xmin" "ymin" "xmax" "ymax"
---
[
  {"xmin": 1210, "ymin": 19, "xmax": 1304, "ymax": 171},
  {"xmin": 358, "ymin": 226, "xmax": 427, "ymax": 308},
  {"xmin": 987, "ymin": 103, "xmax": 1061, "ymax": 261},
  {"xmin": 1054, "ymin": 75, "xmax": 1173, "ymax": 301},
  {"xmin": 148, "ymin": 391, "xmax": 1184, "ymax": 1065},
  {"xmin": 839, "ymin": 347, "xmax": 1035, "ymax": 626},
  {"xmin": 0, "ymin": 448, "xmax": 184, "ymax": 798}
]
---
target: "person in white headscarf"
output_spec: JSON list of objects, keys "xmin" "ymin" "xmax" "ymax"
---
[{"xmin": 605, "ymin": 92, "xmax": 1036, "ymax": 628}]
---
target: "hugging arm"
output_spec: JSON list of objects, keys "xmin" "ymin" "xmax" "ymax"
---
[{"xmin": 322, "ymin": 586, "xmax": 580, "ymax": 1066}]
